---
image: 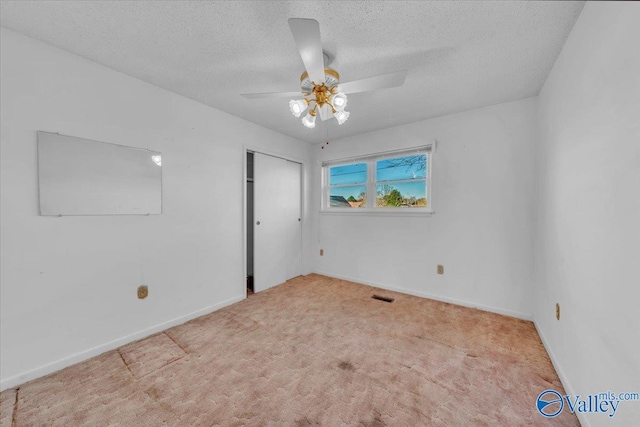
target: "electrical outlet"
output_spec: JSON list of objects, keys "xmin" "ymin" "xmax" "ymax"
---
[
  {"xmin": 320, "ymin": 249, "xmax": 324, "ymax": 256},
  {"xmin": 437, "ymin": 264, "xmax": 444, "ymax": 275},
  {"xmin": 556, "ymin": 303, "xmax": 560, "ymax": 320},
  {"xmin": 138, "ymin": 285, "xmax": 148, "ymax": 299}
]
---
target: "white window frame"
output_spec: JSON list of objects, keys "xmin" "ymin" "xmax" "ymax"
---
[{"xmin": 321, "ymin": 145, "xmax": 434, "ymax": 216}]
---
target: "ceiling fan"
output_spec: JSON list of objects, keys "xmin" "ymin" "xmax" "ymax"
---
[{"xmin": 241, "ymin": 18, "xmax": 408, "ymax": 129}]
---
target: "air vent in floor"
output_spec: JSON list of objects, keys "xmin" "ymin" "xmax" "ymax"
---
[{"xmin": 372, "ymin": 294, "xmax": 394, "ymax": 303}]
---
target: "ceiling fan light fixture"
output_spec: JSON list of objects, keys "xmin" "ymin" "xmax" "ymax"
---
[
  {"xmin": 289, "ymin": 99, "xmax": 308, "ymax": 117},
  {"xmin": 241, "ymin": 20, "xmax": 407, "ymax": 131},
  {"xmin": 302, "ymin": 110, "xmax": 317, "ymax": 128},
  {"xmin": 334, "ymin": 110, "xmax": 350, "ymax": 125}
]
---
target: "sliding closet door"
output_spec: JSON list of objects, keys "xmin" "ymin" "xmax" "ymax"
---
[
  {"xmin": 253, "ymin": 152, "xmax": 301, "ymax": 292},
  {"xmin": 283, "ymin": 160, "xmax": 302, "ymax": 280}
]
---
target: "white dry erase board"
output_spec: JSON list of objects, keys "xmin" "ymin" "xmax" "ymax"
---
[{"xmin": 37, "ymin": 131, "xmax": 162, "ymax": 216}]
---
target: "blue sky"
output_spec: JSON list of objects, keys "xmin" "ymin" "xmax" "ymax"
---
[
  {"xmin": 330, "ymin": 155, "xmax": 427, "ymax": 185},
  {"xmin": 329, "ymin": 155, "xmax": 427, "ymax": 200},
  {"xmin": 377, "ymin": 155, "xmax": 427, "ymax": 182},
  {"xmin": 329, "ymin": 163, "xmax": 367, "ymax": 185}
]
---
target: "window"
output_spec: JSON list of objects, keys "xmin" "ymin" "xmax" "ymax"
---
[
  {"xmin": 322, "ymin": 147, "xmax": 432, "ymax": 213},
  {"xmin": 327, "ymin": 162, "xmax": 367, "ymax": 208}
]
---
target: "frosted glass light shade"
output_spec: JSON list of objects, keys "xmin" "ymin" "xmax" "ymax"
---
[
  {"xmin": 332, "ymin": 92, "xmax": 348, "ymax": 110},
  {"xmin": 289, "ymin": 99, "xmax": 307, "ymax": 117},
  {"xmin": 302, "ymin": 112, "xmax": 316, "ymax": 128},
  {"xmin": 334, "ymin": 110, "xmax": 350, "ymax": 125}
]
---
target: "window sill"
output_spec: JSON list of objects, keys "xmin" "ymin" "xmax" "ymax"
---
[{"xmin": 320, "ymin": 209, "xmax": 434, "ymax": 217}]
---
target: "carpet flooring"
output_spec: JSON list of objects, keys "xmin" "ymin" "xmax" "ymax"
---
[{"xmin": 0, "ymin": 274, "xmax": 579, "ymax": 426}]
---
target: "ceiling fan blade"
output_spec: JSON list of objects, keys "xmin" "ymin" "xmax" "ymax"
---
[
  {"xmin": 339, "ymin": 70, "xmax": 408, "ymax": 94},
  {"xmin": 241, "ymin": 91, "xmax": 303, "ymax": 99},
  {"xmin": 288, "ymin": 18, "xmax": 325, "ymax": 85}
]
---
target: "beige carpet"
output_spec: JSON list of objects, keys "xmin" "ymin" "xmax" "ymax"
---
[{"xmin": 0, "ymin": 274, "xmax": 579, "ymax": 426}]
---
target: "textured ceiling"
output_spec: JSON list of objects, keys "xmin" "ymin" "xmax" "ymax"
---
[{"xmin": 0, "ymin": 1, "xmax": 584, "ymax": 144}]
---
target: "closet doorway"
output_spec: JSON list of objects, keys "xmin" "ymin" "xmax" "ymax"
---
[{"xmin": 246, "ymin": 151, "xmax": 302, "ymax": 294}]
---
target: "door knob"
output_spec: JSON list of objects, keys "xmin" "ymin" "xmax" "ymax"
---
[{"xmin": 256, "ymin": 221, "xmax": 261, "ymax": 225}]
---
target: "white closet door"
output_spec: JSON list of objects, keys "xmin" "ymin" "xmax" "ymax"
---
[
  {"xmin": 253, "ymin": 153, "xmax": 301, "ymax": 292},
  {"xmin": 283, "ymin": 160, "xmax": 302, "ymax": 280}
]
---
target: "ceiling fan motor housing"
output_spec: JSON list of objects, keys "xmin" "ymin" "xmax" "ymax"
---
[{"xmin": 300, "ymin": 68, "xmax": 340, "ymax": 93}]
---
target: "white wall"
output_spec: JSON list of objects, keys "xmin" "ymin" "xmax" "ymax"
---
[
  {"xmin": 311, "ymin": 97, "xmax": 537, "ymax": 319},
  {"xmin": 534, "ymin": 3, "xmax": 640, "ymax": 426},
  {"xmin": 0, "ymin": 28, "xmax": 310, "ymax": 390}
]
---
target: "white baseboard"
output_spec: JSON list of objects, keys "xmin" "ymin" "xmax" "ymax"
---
[
  {"xmin": 0, "ymin": 295, "xmax": 244, "ymax": 392},
  {"xmin": 311, "ymin": 270, "xmax": 533, "ymax": 321},
  {"xmin": 534, "ymin": 321, "xmax": 589, "ymax": 427}
]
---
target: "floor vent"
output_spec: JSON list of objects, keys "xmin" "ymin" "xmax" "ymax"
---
[{"xmin": 372, "ymin": 294, "xmax": 394, "ymax": 303}]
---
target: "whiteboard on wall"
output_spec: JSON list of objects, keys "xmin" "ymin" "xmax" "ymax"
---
[{"xmin": 37, "ymin": 131, "xmax": 162, "ymax": 216}]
